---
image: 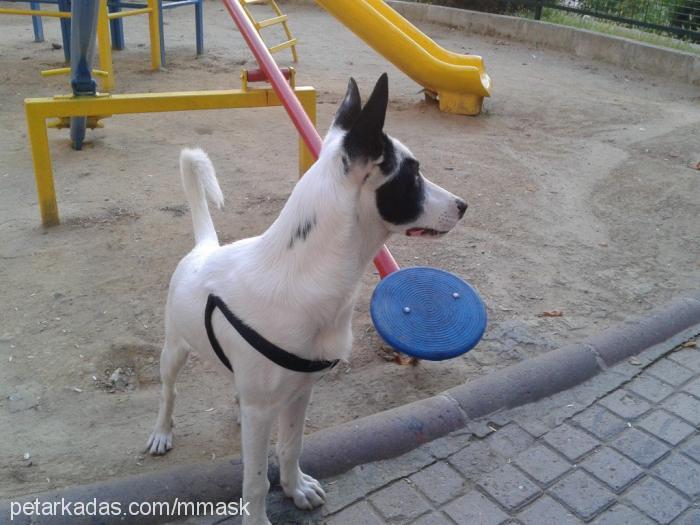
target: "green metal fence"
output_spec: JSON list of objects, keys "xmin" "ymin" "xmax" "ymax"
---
[{"xmin": 524, "ymin": 0, "xmax": 700, "ymax": 41}]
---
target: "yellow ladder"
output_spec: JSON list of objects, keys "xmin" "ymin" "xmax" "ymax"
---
[{"xmin": 239, "ymin": 0, "xmax": 298, "ymax": 62}]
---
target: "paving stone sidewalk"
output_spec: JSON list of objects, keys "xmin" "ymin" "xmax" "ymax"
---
[{"xmin": 179, "ymin": 336, "xmax": 700, "ymax": 525}]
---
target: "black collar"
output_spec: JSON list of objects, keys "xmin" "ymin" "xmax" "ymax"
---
[{"xmin": 204, "ymin": 294, "xmax": 339, "ymax": 373}]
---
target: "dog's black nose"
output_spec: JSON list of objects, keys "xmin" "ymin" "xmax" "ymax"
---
[{"xmin": 456, "ymin": 199, "xmax": 468, "ymax": 218}]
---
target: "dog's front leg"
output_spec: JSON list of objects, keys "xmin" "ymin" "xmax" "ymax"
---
[
  {"xmin": 276, "ymin": 386, "xmax": 326, "ymax": 510},
  {"xmin": 240, "ymin": 405, "xmax": 275, "ymax": 525}
]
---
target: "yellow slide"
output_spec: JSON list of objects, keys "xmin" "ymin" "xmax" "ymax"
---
[{"xmin": 314, "ymin": 0, "xmax": 491, "ymax": 115}]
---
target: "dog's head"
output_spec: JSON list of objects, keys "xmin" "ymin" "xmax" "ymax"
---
[{"xmin": 328, "ymin": 74, "xmax": 467, "ymax": 238}]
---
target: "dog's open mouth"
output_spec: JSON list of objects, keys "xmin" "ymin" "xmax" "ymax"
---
[{"xmin": 405, "ymin": 227, "xmax": 448, "ymax": 237}]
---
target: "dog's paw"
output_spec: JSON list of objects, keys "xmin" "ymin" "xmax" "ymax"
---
[
  {"xmin": 145, "ymin": 431, "xmax": 173, "ymax": 455},
  {"xmin": 284, "ymin": 473, "xmax": 326, "ymax": 510}
]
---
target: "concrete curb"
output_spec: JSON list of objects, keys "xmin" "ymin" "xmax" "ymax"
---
[
  {"xmin": 446, "ymin": 294, "xmax": 700, "ymax": 419},
  {"xmin": 2, "ymin": 291, "xmax": 700, "ymax": 524},
  {"xmin": 387, "ymin": 1, "xmax": 700, "ymax": 86}
]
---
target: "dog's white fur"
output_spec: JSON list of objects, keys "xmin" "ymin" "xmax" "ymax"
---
[{"xmin": 146, "ymin": 77, "xmax": 465, "ymax": 524}]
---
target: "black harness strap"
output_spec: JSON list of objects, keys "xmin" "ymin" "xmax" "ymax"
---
[
  {"xmin": 204, "ymin": 294, "xmax": 234, "ymax": 372},
  {"xmin": 204, "ymin": 294, "xmax": 339, "ymax": 373}
]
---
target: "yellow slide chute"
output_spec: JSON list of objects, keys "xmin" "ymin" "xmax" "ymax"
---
[{"xmin": 314, "ymin": 0, "xmax": 491, "ymax": 115}]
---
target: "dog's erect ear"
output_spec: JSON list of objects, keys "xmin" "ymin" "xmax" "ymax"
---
[
  {"xmin": 333, "ymin": 78, "xmax": 362, "ymax": 131},
  {"xmin": 344, "ymin": 73, "xmax": 389, "ymax": 161},
  {"xmin": 358, "ymin": 73, "xmax": 389, "ymax": 133}
]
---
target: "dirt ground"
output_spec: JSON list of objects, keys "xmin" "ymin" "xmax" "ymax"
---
[{"xmin": 1, "ymin": 0, "xmax": 698, "ymax": 499}]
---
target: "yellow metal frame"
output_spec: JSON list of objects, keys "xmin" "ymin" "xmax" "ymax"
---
[
  {"xmin": 97, "ymin": 0, "xmax": 116, "ymax": 92},
  {"xmin": 0, "ymin": 7, "xmax": 69, "ymax": 17},
  {"xmin": 24, "ymin": 87, "xmax": 317, "ymax": 227},
  {"xmin": 2, "ymin": 0, "xmax": 161, "ymax": 93}
]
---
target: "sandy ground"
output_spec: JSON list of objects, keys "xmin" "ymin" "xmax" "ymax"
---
[{"xmin": 1, "ymin": 0, "xmax": 699, "ymax": 499}]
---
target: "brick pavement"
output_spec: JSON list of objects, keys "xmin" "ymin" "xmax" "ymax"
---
[{"xmin": 176, "ymin": 337, "xmax": 700, "ymax": 525}]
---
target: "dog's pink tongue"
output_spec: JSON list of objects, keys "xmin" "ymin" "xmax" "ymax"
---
[{"xmin": 406, "ymin": 228, "xmax": 425, "ymax": 237}]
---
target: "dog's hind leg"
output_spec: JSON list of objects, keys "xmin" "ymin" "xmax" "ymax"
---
[
  {"xmin": 276, "ymin": 387, "xmax": 326, "ymax": 510},
  {"xmin": 240, "ymin": 404, "xmax": 276, "ymax": 525},
  {"xmin": 146, "ymin": 336, "xmax": 189, "ymax": 455}
]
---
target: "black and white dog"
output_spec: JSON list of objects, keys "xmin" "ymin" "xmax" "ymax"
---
[{"xmin": 146, "ymin": 74, "xmax": 467, "ymax": 524}]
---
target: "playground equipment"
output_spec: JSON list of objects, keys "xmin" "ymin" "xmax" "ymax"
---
[
  {"xmin": 24, "ymin": 0, "xmax": 315, "ymax": 227},
  {"xmin": 108, "ymin": 0, "xmax": 203, "ymax": 65},
  {"xmin": 314, "ymin": 0, "xmax": 491, "ymax": 116},
  {"xmin": 11, "ymin": 0, "xmax": 292, "ymax": 150},
  {"xmin": 1, "ymin": 0, "xmax": 73, "ymax": 60},
  {"xmin": 1, "ymin": 0, "xmax": 162, "ymax": 93},
  {"xmin": 0, "ymin": 0, "xmax": 70, "ymax": 62},
  {"xmin": 48, "ymin": 0, "xmax": 160, "ymax": 148},
  {"xmin": 25, "ymin": 87, "xmax": 316, "ymax": 227},
  {"xmin": 239, "ymin": 0, "xmax": 298, "ymax": 63},
  {"xmin": 223, "ymin": 0, "xmax": 487, "ymax": 359},
  {"xmin": 66, "ymin": 0, "xmax": 100, "ymax": 150},
  {"xmin": 6, "ymin": 0, "xmax": 200, "ymax": 66}
]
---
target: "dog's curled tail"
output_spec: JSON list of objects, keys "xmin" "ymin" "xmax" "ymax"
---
[{"xmin": 180, "ymin": 148, "xmax": 224, "ymax": 246}]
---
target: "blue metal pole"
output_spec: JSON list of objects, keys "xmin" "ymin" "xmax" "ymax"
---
[
  {"xmin": 194, "ymin": 0, "xmax": 203, "ymax": 55},
  {"xmin": 30, "ymin": 2, "xmax": 45, "ymax": 42},
  {"xmin": 57, "ymin": 0, "xmax": 71, "ymax": 62},
  {"xmin": 108, "ymin": 2, "xmax": 125, "ymax": 50},
  {"xmin": 69, "ymin": 0, "xmax": 99, "ymax": 150}
]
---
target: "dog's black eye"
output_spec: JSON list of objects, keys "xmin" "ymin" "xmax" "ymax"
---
[{"xmin": 375, "ymin": 158, "xmax": 425, "ymax": 225}]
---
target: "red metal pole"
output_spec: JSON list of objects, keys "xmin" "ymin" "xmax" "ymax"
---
[{"xmin": 222, "ymin": 0, "xmax": 400, "ymax": 278}]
